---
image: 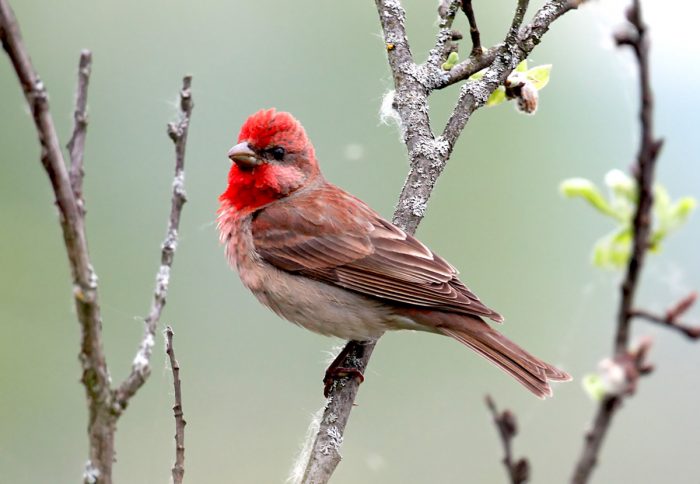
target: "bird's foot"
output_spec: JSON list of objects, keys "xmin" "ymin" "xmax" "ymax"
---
[{"xmin": 323, "ymin": 366, "xmax": 365, "ymax": 398}]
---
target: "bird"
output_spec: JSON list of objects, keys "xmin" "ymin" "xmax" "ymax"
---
[{"xmin": 217, "ymin": 108, "xmax": 570, "ymax": 398}]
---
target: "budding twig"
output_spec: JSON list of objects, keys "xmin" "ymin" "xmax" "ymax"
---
[
  {"xmin": 630, "ymin": 292, "xmax": 700, "ymax": 340},
  {"xmin": 569, "ymin": 2, "xmax": 699, "ymax": 482},
  {"xmin": 485, "ymin": 395, "xmax": 530, "ymax": 484}
]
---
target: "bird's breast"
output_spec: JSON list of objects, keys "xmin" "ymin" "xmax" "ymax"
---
[{"xmin": 217, "ymin": 208, "xmax": 404, "ymax": 340}]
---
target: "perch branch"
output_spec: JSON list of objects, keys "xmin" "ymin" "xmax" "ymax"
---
[
  {"xmin": 297, "ymin": 1, "xmax": 580, "ymax": 482},
  {"xmin": 116, "ymin": 75, "xmax": 193, "ymax": 407},
  {"xmin": 67, "ymin": 49, "xmax": 92, "ymax": 210},
  {"xmin": 485, "ymin": 395, "xmax": 530, "ymax": 484},
  {"xmin": 165, "ymin": 326, "xmax": 186, "ymax": 484}
]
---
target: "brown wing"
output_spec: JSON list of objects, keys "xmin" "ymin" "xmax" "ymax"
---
[{"xmin": 252, "ymin": 182, "xmax": 503, "ymax": 322}]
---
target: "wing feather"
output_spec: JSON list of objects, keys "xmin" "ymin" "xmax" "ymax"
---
[{"xmin": 252, "ymin": 183, "xmax": 503, "ymax": 322}]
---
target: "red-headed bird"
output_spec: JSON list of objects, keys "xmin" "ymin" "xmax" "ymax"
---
[{"xmin": 218, "ymin": 109, "xmax": 570, "ymax": 398}]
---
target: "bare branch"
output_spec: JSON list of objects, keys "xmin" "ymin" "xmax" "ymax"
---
[
  {"xmin": 435, "ymin": 0, "xmax": 461, "ymax": 59},
  {"xmin": 67, "ymin": 49, "xmax": 92, "ymax": 211},
  {"xmin": 485, "ymin": 395, "xmax": 529, "ymax": 484},
  {"xmin": 297, "ymin": 1, "xmax": 580, "ymax": 482},
  {"xmin": 165, "ymin": 326, "xmax": 186, "ymax": 484},
  {"xmin": 462, "ymin": 0, "xmax": 482, "ymax": 55},
  {"xmin": 630, "ymin": 292, "xmax": 700, "ymax": 340},
  {"xmin": 116, "ymin": 75, "xmax": 193, "ymax": 407},
  {"xmin": 3, "ymin": 2, "xmax": 194, "ymax": 479},
  {"xmin": 0, "ymin": 2, "xmax": 115, "ymax": 479}
]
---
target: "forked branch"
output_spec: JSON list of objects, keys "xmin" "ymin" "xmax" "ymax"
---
[{"xmin": 296, "ymin": 1, "xmax": 582, "ymax": 482}]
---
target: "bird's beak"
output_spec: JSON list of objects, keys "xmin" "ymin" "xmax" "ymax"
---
[{"xmin": 227, "ymin": 142, "xmax": 261, "ymax": 169}]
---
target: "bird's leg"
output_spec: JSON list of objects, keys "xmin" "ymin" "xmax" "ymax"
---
[{"xmin": 323, "ymin": 340, "xmax": 367, "ymax": 397}]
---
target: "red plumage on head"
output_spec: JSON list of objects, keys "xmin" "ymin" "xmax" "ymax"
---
[
  {"xmin": 219, "ymin": 109, "xmax": 319, "ymax": 213},
  {"xmin": 238, "ymin": 108, "xmax": 309, "ymax": 153}
]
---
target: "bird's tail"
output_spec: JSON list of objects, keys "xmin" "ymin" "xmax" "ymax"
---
[{"xmin": 436, "ymin": 315, "xmax": 571, "ymax": 398}]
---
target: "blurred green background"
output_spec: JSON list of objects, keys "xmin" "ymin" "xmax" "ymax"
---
[{"xmin": 1, "ymin": 0, "xmax": 698, "ymax": 482}]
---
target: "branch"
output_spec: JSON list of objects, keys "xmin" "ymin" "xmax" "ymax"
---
[
  {"xmin": 296, "ymin": 1, "xmax": 580, "ymax": 482},
  {"xmin": 612, "ymin": 0, "xmax": 663, "ymax": 356},
  {"xmin": 116, "ymin": 75, "xmax": 193, "ymax": 408},
  {"xmin": 485, "ymin": 395, "xmax": 530, "ymax": 484},
  {"xmin": 462, "ymin": 0, "xmax": 482, "ymax": 55},
  {"xmin": 0, "ymin": 3, "xmax": 115, "ymax": 479},
  {"xmin": 630, "ymin": 292, "xmax": 700, "ymax": 340},
  {"xmin": 67, "ymin": 49, "xmax": 92, "ymax": 211},
  {"xmin": 2, "ymin": 2, "xmax": 194, "ymax": 478},
  {"xmin": 570, "ymin": 2, "xmax": 667, "ymax": 482},
  {"xmin": 442, "ymin": 0, "xmax": 584, "ymax": 146},
  {"xmin": 165, "ymin": 326, "xmax": 186, "ymax": 484}
]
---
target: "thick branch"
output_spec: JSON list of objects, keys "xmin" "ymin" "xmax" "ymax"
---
[
  {"xmin": 298, "ymin": 1, "xmax": 579, "ymax": 483},
  {"xmin": 67, "ymin": 49, "xmax": 92, "ymax": 211},
  {"xmin": 116, "ymin": 76, "xmax": 193, "ymax": 408},
  {"xmin": 165, "ymin": 326, "xmax": 186, "ymax": 484}
]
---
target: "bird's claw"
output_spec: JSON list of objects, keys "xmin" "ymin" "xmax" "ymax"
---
[{"xmin": 323, "ymin": 366, "xmax": 365, "ymax": 398}]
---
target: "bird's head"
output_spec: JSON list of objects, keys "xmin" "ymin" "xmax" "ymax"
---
[{"xmin": 219, "ymin": 109, "xmax": 321, "ymax": 212}]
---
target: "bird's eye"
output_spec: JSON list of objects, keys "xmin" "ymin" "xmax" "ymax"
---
[{"xmin": 269, "ymin": 146, "xmax": 286, "ymax": 161}]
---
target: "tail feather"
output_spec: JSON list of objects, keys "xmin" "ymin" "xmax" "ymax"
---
[{"xmin": 438, "ymin": 320, "xmax": 571, "ymax": 399}]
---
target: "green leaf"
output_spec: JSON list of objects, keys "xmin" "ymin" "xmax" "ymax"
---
[
  {"xmin": 592, "ymin": 227, "xmax": 633, "ymax": 269},
  {"xmin": 469, "ymin": 69, "xmax": 485, "ymax": 81},
  {"xmin": 559, "ymin": 178, "xmax": 618, "ymax": 218},
  {"xmin": 582, "ymin": 374, "xmax": 607, "ymax": 402},
  {"xmin": 486, "ymin": 87, "xmax": 507, "ymax": 107},
  {"xmin": 561, "ymin": 172, "xmax": 695, "ymax": 270},
  {"xmin": 604, "ymin": 169, "xmax": 635, "ymax": 201},
  {"xmin": 441, "ymin": 51, "xmax": 459, "ymax": 71},
  {"xmin": 515, "ymin": 59, "xmax": 528, "ymax": 73},
  {"xmin": 654, "ymin": 184, "xmax": 672, "ymax": 216},
  {"xmin": 604, "ymin": 169, "xmax": 635, "ymax": 220},
  {"xmin": 526, "ymin": 64, "xmax": 552, "ymax": 90},
  {"xmin": 670, "ymin": 196, "xmax": 697, "ymax": 223}
]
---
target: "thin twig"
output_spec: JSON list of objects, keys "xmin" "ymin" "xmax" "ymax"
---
[
  {"xmin": 462, "ymin": 0, "xmax": 482, "ymax": 55},
  {"xmin": 67, "ymin": 49, "xmax": 92, "ymax": 211},
  {"xmin": 165, "ymin": 326, "xmax": 186, "ymax": 484},
  {"xmin": 612, "ymin": 1, "xmax": 663, "ymax": 356},
  {"xmin": 116, "ymin": 76, "xmax": 193, "ymax": 408},
  {"xmin": 296, "ymin": 1, "xmax": 581, "ymax": 482},
  {"xmin": 2, "ymin": 2, "xmax": 194, "ymax": 477},
  {"xmin": 570, "ymin": 2, "xmax": 664, "ymax": 482},
  {"xmin": 485, "ymin": 395, "xmax": 529, "ymax": 484},
  {"xmin": 630, "ymin": 291, "xmax": 700, "ymax": 340}
]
